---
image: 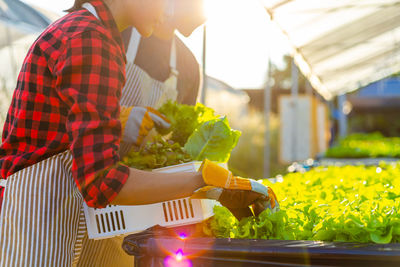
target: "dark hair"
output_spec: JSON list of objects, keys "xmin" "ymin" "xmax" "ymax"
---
[{"xmin": 66, "ymin": 0, "xmax": 91, "ymax": 12}]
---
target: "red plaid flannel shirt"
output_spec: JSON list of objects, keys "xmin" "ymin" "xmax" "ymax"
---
[{"xmin": 0, "ymin": 0, "xmax": 130, "ymax": 209}]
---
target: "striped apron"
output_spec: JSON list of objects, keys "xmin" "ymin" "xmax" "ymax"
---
[
  {"xmin": 119, "ymin": 27, "xmax": 179, "ymax": 156},
  {"xmin": 0, "ymin": 150, "xmax": 133, "ymax": 267}
]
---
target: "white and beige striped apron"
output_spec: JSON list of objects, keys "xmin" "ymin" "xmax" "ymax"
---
[
  {"xmin": 120, "ymin": 27, "xmax": 179, "ymax": 156},
  {"xmin": 0, "ymin": 151, "xmax": 133, "ymax": 267}
]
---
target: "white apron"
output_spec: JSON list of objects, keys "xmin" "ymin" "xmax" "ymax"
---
[
  {"xmin": 119, "ymin": 27, "xmax": 179, "ymax": 156},
  {"xmin": 0, "ymin": 4, "xmax": 134, "ymax": 267},
  {"xmin": 120, "ymin": 27, "xmax": 179, "ymax": 109}
]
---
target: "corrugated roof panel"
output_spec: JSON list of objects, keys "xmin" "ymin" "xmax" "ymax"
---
[{"xmin": 264, "ymin": 0, "xmax": 400, "ymax": 99}]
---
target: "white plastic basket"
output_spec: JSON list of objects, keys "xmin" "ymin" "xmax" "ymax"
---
[{"xmin": 83, "ymin": 161, "xmax": 225, "ymax": 240}]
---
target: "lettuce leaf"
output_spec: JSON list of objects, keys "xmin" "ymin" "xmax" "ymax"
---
[
  {"xmin": 184, "ymin": 117, "xmax": 241, "ymax": 163},
  {"xmin": 158, "ymin": 101, "xmax": 217, "ymax": 146}
]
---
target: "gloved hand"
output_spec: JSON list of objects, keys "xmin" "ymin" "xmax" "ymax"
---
[
  {"xmin": 199, "ymin": 159, "xmax": 271, "ymax": 193},
  {"xmin": 192, "ymin": 186, "xmax": 279, "ymax": 221},
  {"xmin": 120, "ymin": 106, "xmax": 170, "ymax": 146},
  {"xmin": 193, "ymin": 159, "xmax": 279, "ymax": 220}
]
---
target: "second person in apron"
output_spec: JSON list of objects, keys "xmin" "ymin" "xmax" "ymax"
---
[
  {"xmin": 119, "ymin": 0, "xmax": 206, "ymax": 156},
  {"xmin": 121, "ymin": 0, "xmax": 206, "ymax": 108}
]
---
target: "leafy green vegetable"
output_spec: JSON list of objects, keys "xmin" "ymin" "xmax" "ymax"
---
[
  {"xmin": 158, "ymin": 101, "xmax": 217, "ymax": 146},
  {"xmin": 122, "ymin": 136, "xmax": 192, "ymax": 170},
  {"xmin": 124, "ymin": 103, "xmax": 241, "ymax": 168},
  {"xmin": 204, "ymin": 162, "xmax": 400, "ymax": 244},
  {"xmin": 184, "ymin": 117, "xmax": 241, "ymax": 163},
  {"xmin": 325, "ymin": 132, "xmax": 400, "ymax": 158}
]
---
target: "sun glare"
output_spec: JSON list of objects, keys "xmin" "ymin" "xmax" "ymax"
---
[
  {"xmin": 203, "ymin": 0, "xmax": 258, "ymax": 23},
  {"xmin": 195, "ymin": 0, "xmax": 288, "ymax": 89},
  {"xmin": 181, "ymin": 0, "xmax": 289, "ymax": 89},
  {"xmin": 204, "ymin": 0, "xmax": 229, "ymax": 21}
]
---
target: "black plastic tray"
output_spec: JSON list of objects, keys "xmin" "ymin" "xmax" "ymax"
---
[{"xmin": 122, "ymin": 226, "xmax": 400, "ymax": 267}]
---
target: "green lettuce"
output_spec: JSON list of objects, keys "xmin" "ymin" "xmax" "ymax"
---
[
  {"xmin": 122, "ymin": 136, "xmax": 192, "ymax": 170},
  {"xmin": 184, "ymin": 117, "xmax": 241, "ymax": 163},
  {"xmin": 158, "ymin": 101, "xmax": 217, "ymax": 146},
  {"xmin": 203, "ymin": 162, "xmax": 400, "ymax": 244},
  {"xmin": 325, "ymin": 132, "xmax": 400, "ymax": 158}
]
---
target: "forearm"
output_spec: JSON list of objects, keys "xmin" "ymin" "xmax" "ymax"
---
[
  {"xmin": 111, "ymin": 168, "xmax": 205, "ymax": 205},
  {"xmin": 179, "ymin": 69, "xmax": 200, "ymax": 105}
]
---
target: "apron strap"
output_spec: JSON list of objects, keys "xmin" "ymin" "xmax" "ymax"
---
[
  {"xmin": 82, "ymin": 3, "xmax": 142, "ymax": 68},
  {"xmin": 126, "ymin": 28, "xmax": 178, "ymax": 75},
  {"xmin": 170, "ymin": 36, "xmax": 177, "ymax": 73},
  {"xmin": 82, "ymin": 3, "xmax": 100, "ymax": 20},
  {"xmin": 126, "ymin": 28, "xmax": 141, "ymax": 64},
  {"xmin": 166, "ymin": 0, "xmax": 177, "ymax": 72},
  {"xmin": 0, "ymin": 179, "xmax": 7, "ymax": 188}
]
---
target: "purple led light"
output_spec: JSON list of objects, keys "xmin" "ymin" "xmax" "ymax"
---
[
  {"xmin": 179, "ymin": 233, "xmax": 187, "ymax": 240},
  {"xmin": 164, "ymin": 255, "xmax": 192, "ymax": 267},
  {"xmin": 176, "ymin": 249, "xmax": 184, "ymax": 261}
]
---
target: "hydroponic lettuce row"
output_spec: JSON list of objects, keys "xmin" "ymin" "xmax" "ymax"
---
[
  {"xmin": 203, "ymin": 162, "xmax": 400, "ymax": 244},
  {"xmin": 325, "ymin": 132, "xmax": 400, "ymax": 158}
]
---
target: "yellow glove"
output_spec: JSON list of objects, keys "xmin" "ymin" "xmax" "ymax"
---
[
  {"xmin": 200, "ymin": 159, "xmax": 256, "ymax": 191},
  {"xmin": 120, "ymin": 106, "xmax": 170, "ymax": 146},
  {"xmin": 197, "ymin": 159, "xmax": 279, "ymax": 218}
]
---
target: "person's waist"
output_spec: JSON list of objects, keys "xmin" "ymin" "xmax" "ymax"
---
[{"xmin": 0, "ymin": 147, "xmax": 69, "ymax": 182}]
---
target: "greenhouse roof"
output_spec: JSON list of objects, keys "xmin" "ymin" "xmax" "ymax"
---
[
  {"xmin": 263, "ymin": 0, "xmax": 400, "ymax": 100},
  {"xmin": 0, "ymin": 0, "xmax": 51, "ymax": 48}
]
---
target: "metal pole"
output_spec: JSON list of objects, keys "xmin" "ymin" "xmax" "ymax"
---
[
  {"xmin": 201, "ymin": 25, "xmax": 207, "ymax": 105},
  {"xmin": 291, "ymin": 59, "xmax": 299, "ymax": 162},
  {"xmin": 263, "ymin": 55, "xmax": 272, "ymax": 178},
  {"xmin": 338, "ymin": 94, "xmax": 348, "ymax": 137},
  {"xmin": 306, "ymin": 80, "xmax": 312, "ymax": 95}
]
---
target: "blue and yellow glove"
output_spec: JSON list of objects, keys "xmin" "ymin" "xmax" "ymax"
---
[
  {"xmin": 192, "ymin": 160, "xmax": 279, "ymax": 220},
  {"xmin": 120, "ymin": 106, "xmax": 170, "ymax": 146}
]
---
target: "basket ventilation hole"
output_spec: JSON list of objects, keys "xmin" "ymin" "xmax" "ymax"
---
[
  {"xmin": 162, "ymin": 203, "xmax": 169, "ymax": 222},
  {"xmin": 189, "ymin": 200, "xmax": 195, "ymax": 218},
  {"xmin": 105, "ymin": 213, "xmax": 111, "ymax": 232},
  {"xmin": 120, "ymin": 210, "xmax": 126, "ymax": 229},
  {"xmin": 178, "ymin": 200, "xmax": 184, "ymax": 220},
  {"xmin": 167, "ymin": 202, "xmax": 174, "ymax": 221},
  {"xmin": 100, "ymin": 214, "xmax": 106, "ymax": 233},
  {"xmin": 115, "ymin": 211, "xmax": 121, "ymax": 230},
  {"xmin": 183, "ymin": 199, "xmax": 189, "ymax": 218},
  {"xmin": 95, "ymin": 214, "xmax": 102, "ymax": 234},
  {"xmin": 109, "ymin": 212, "xmax": 116, "ymax": 231},
  {"xmin": 173, "ymin": 201, "xmax": 179, "ymax": 221}
]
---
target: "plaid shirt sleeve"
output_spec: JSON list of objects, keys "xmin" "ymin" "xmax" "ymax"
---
[{"xmin": 54, "ymin": 30, "xmax": 130, "ymax": 208}]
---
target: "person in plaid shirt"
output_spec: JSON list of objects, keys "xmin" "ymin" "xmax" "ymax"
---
[
  {"xmin": 0, "ymin": 0, "xmax": 206, "ymax": 211},
  {"xmin": 0, "ymin": 0, "xmax": 208, "ymax": 265}
]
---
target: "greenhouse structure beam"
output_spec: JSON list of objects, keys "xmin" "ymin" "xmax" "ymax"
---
[{"xmin": 263, "ymin": 0, "xmax": 400, "ymax": 100}]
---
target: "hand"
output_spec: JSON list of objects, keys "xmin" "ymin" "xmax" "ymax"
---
[
  {"xmin": 120, "ymin": 106, "xmax": 170, "ymax": 146},
  {"xmin": 192, "ymin": 185, "xmax": 279, "ymax": 221},
  {"xmin": 199, "ymin": 159, "xmax": 271, "ymax": 196}
]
